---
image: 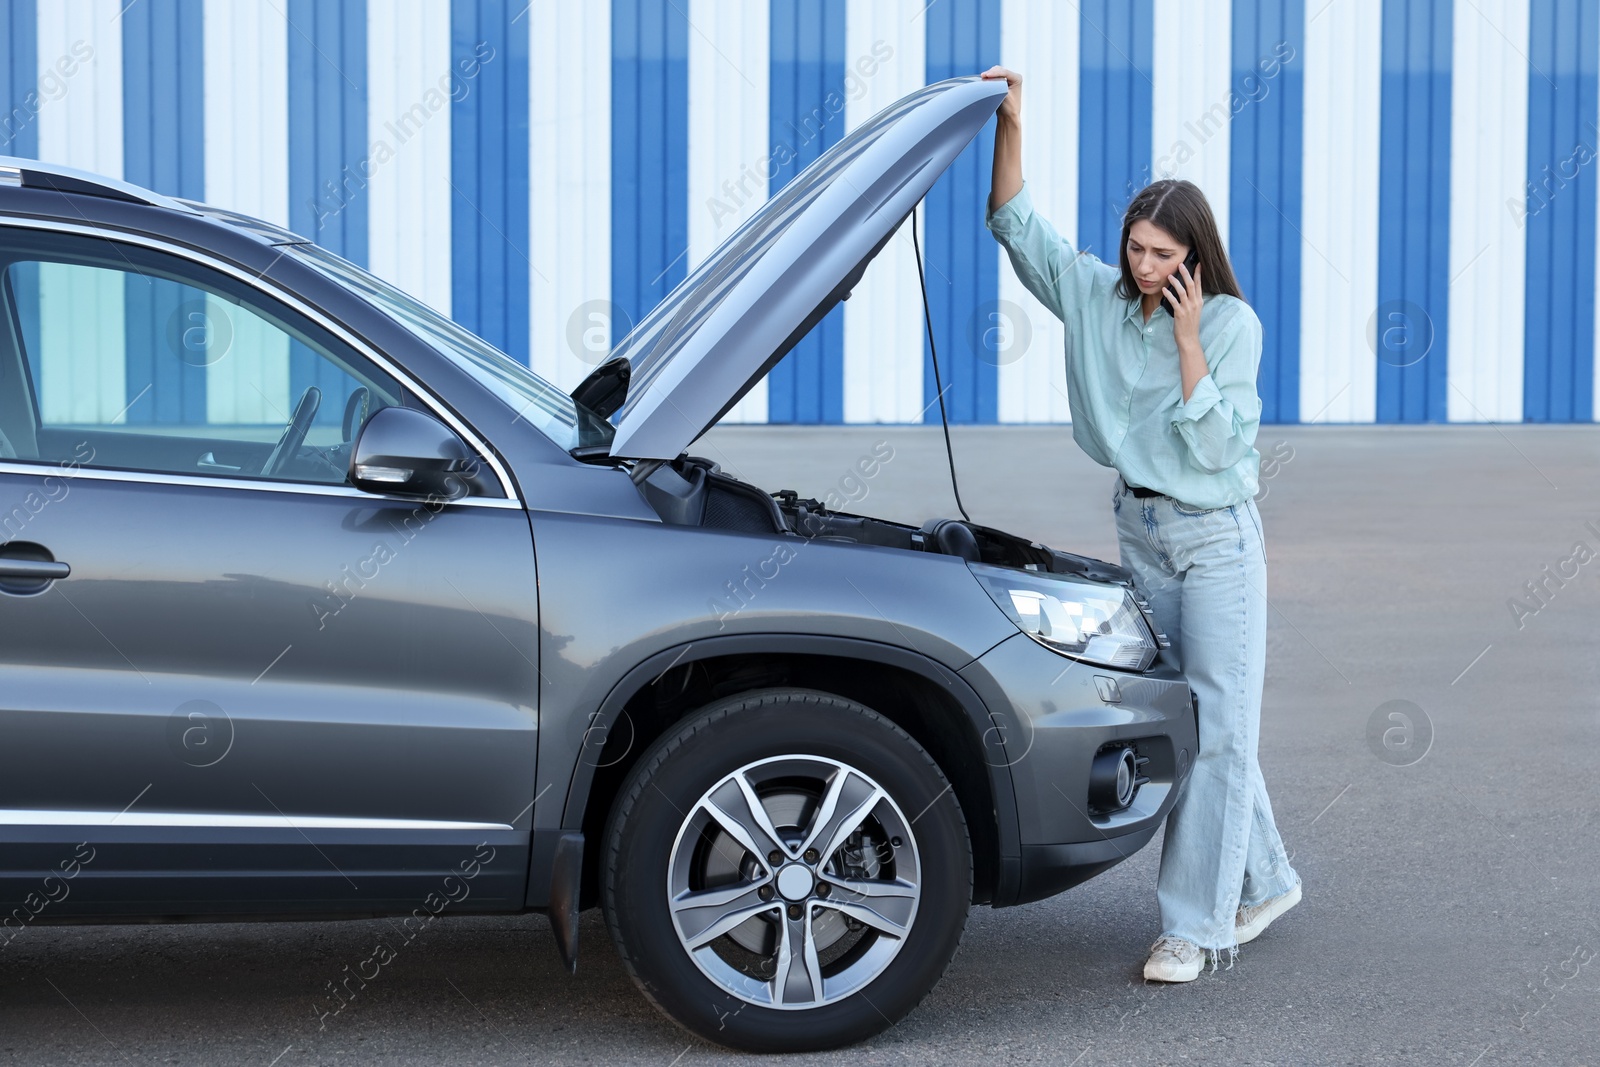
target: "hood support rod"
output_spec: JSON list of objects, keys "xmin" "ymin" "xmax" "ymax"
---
[{"xmin": 911, "ymin": 204, "xmax": 974, "ymax": 524}]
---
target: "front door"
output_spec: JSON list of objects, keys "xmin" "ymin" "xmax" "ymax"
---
[{"xmin": 0, "ymin": 228, "xmax": 538, "ymax": 918}]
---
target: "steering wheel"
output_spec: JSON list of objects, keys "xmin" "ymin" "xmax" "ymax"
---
[
  {"xmin": 261, "ymin": 386, "xmax": 321, "ymax": 478},
  {"xmin": 341, "ymin": 387, "xmax": 371, "ymax": 443}
]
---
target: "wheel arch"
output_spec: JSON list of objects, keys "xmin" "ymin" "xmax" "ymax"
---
[{"xmin": 556, "ymin": 635, "xmax": 1021, "ymax": 908}]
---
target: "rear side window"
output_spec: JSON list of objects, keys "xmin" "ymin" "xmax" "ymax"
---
[{"xmin": 0, "ymin": 229, "xmax": 405, "ymax": 486}]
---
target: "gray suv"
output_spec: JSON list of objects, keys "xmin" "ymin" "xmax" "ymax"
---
[{"xmin": 0, "ymin": 77, "xmax": 1195, "ymax": 1052}]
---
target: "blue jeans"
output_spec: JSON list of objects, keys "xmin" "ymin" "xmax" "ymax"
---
[{"xmin": 1112, "ymin": 475, "xmax": 1299, "ymax": 952}]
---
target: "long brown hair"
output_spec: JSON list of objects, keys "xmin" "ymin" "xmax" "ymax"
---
[{"xmin": 1114, "ymin": 179, "xmax": 1244, "ymax": 304}]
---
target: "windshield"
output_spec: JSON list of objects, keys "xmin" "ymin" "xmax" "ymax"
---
[{"xmin": 289, "ymin": 243, "xmax": 614, "ymax": 452}]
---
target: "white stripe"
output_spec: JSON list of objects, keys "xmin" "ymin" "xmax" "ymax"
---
[
  {"xmin": 1299, "ymin": 0, "xmax": 1380, "ymax": 423},
  {"xmin": 530, "ymin": 2, "xmax": 611, "ymax": 390},
  {"xmin": 35, "ymin": 0, "xmax": 124, "ymax": 426},
  {"xmin": 366, "ymin": 0, "xmax": 453, "ymax": 316},
  {"xmin": 1448, "ymin": 0, "xmax": 1528, "ymax": 422},
  {"xmin": 997, "ymin": 0, "xmax": 1074, "ymax": 423},
  {"xmin": 843, "ymin": 0, "xmax": 925, "ymax": 423},
  {"xmin": 204, "ymin": 0, "xmax": 291, "ymax": 426},
  {"xmin": 202, "ymin": 0, "xmax": 290, "ymax": 226},
  {"xmin": 688, "ymin": 0, "xmax": 769, "ymax": 423},
  {"xmin": 1150, "ymin": 0, "xmax": 1233, "ymax": 244},
  {"xmin": 0, "ymin": 809, "xmax": 512, "ymax": 831},
  {"xmin": 35, "ymin": 0, "xmax": 121, "ymax": 177}
]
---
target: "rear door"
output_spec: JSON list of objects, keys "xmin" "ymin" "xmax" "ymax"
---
[{"xmin": 0, "ymin": 226, "xmax": 537, "ymax": 919}]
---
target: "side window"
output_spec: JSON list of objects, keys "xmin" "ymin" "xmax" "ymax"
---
[{"xmin": 0, "ymin": 234, "xmax": 406, "ymax": 486}]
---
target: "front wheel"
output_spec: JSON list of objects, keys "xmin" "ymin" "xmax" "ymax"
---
[{"xmin": 602, "ymin": 689, "xmax": 971, "ymax": 1052}]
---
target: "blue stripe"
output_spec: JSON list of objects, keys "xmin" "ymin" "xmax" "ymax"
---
[
  {"xmin": 287, "ymin": 0, "xmax": 368, "ymax": 423},
  {"xmin": 1375, "ymin": 0, "xmax": 1451, "ymax": 423},
  {"xmin": 1, "ymin": 0, "xmax": 40, "ymax": 388},
  {"xmin": 122, "ymin": 0, "xmax": 205, "ymax": 426},
  {"xmin": 450, "ymin": 0, "xmax": 530, "ymax": 365},
  {"xmin": 122, "ymin": 0, "xmax": 204, "ymax": 198},
  {"xmin": 923, "ymin": 0, "xmax": 1000, "ymax": 424},
  {"xmin": 766, "ymin": 0, "xmax": 846, "ymax": 423},
  {"xmin": 1, "ymin": 0, "xmax": 38, "ymax": 159},
  {"xmin": 1078, "ymin": 1, "xmax": 1154, "ymax": 284},
  {"xmin": 611, "ymin": 0, "xmax": 689, "ymax": 328},
  {"xmin": 1229, "ymin": 0, "xmax": 1303, "ymax": 424},
  {"xmin": 1524, "ymin": 0, "xmax": 1597, "ymax": 423}
]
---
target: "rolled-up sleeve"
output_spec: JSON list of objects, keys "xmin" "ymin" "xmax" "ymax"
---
[
  {"xmin": 985, "ymin": 181, "xmax": 1109, "ymax": 323},
  {"xmin": 1170, "ymin": 308, "xmax": 1263, "ymax": 475}
]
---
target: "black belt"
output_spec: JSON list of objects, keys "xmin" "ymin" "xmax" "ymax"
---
[{"xmin": 1123, "ymin": 481, "xmax": 1160, "ymax": 498}]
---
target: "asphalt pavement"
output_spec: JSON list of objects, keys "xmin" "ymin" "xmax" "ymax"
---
[{"xmin": 3, "ymin": 425, "xmax": 1597, "ymax": 1066}]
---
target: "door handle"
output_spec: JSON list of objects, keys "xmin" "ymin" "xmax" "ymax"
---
[
  {"xmin": 197, "ymin": 451, "xmax": 243, "ymax": 472},
  {"xmin": 0, "ymin": 558, "xmax": 70, "ymax": 580}
]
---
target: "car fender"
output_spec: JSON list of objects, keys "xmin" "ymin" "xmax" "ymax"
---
[{"xmin": 537, "ymin": 633, "xmax": 1024, "ymax": 907}]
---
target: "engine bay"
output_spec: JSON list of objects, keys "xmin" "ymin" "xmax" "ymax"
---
[{"xmin": 635, "ymin": 454, "xmax": 1133, "ymax": 587}]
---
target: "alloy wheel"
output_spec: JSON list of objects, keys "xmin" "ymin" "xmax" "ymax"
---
[{"xmin": 666, "ymin": 754, "xmax": 921, "ymax": 1009}]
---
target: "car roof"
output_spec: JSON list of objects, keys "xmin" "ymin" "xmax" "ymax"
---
[{"xmin": 0, "ymin": 155, "xmax": 308, "ymax": 249}]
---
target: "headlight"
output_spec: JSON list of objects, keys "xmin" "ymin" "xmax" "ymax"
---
[{"xmin": 970, "ymin": 562, "xmax": 1158, "ymax": 671}]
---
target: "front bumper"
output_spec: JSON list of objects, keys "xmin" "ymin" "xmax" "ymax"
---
[{"xmin": 959, "ymin": 632, "xmax": 1198, "ymax": 906}]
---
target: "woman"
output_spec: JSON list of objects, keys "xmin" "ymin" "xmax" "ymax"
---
[{"xmin": 979, "ymin": 66, "xmax": 1301, "ymax": 982}]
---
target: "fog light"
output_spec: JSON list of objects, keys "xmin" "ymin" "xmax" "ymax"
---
[{"xmin": 1088, "ymin": 745, "xmax": 1149, "ymax": 814}]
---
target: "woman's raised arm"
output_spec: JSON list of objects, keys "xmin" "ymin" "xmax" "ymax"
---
[
  {"xmin": 981, "ymin": 66, "xmax": 1112, "ymax": 324},
  {"xmin": 985, "ymin": 66, "xmax": 1023, "ymax": 212}
]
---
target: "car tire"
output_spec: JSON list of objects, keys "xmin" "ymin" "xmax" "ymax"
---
[{"xmin": 601, "ymin": 687, "xmax": 971, "ymax": 1052}]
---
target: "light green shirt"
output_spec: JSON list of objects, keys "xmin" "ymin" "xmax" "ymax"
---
[{"xmin": 985, "ymin": 181, "xmax": 1263, "ymax": 510}]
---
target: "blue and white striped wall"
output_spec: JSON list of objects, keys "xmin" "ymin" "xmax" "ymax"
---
[{"xmin": 0, "ymin": 0, "xmax": 1593, "ymax": 424}]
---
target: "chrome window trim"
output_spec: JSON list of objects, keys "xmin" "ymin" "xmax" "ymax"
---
[
  {"xmin": 0, "ymin": 215, "xmax": 523, "ymax": 505},
  {"xmin": 0, "ymin": 809, "xmax": 514, "ymax": 830},
  {"xmin": 0, "ymin": 459, "xmax": 523, "ymax": 509}
]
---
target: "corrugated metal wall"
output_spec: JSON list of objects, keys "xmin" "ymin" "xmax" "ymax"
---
[
  {"xmin": 767, "ymin": 0, "xmax": 845, "ymax": 424},
  {"xmin": 1449, "ymin": 0, "xmax": 1526, "ymax": 423},
  {"xmin": 450, "ymin": 0, "xmax": 530, "ymax": 367},
  {"xmin": 0, "ymin": 0, "xmax": 1593, "ymax": 425},
  {"xmin": 1230, "ymin": 0, "xmax": 1302, "ymax": 423},
  {"xmin": 1524, "ymin": 0, "xmax": 1597, "ymax": 422}
]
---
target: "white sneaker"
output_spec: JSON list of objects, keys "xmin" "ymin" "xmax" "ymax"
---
[
  {"xmin": 1234, "ymin": 882, "xmax": 1301, "ymax": 945},
  {"xmin": 1143, "ymin": 935, "xmax": 1204, "ymax": 982}
]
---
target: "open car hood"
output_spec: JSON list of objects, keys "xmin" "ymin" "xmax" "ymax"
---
[{"xmin": 590, "ymin": 76, "xmax": 1009, "ymax": 460}]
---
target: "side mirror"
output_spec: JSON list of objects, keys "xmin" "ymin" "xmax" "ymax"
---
[{"xmin": 349, "ymin": 406, "xmax": 477, "ymax": 500}]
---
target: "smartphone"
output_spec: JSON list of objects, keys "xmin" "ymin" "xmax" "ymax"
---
[{"xmin": 1161, "ymin": 250, "xmax": 1200, "ymax": 314}]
